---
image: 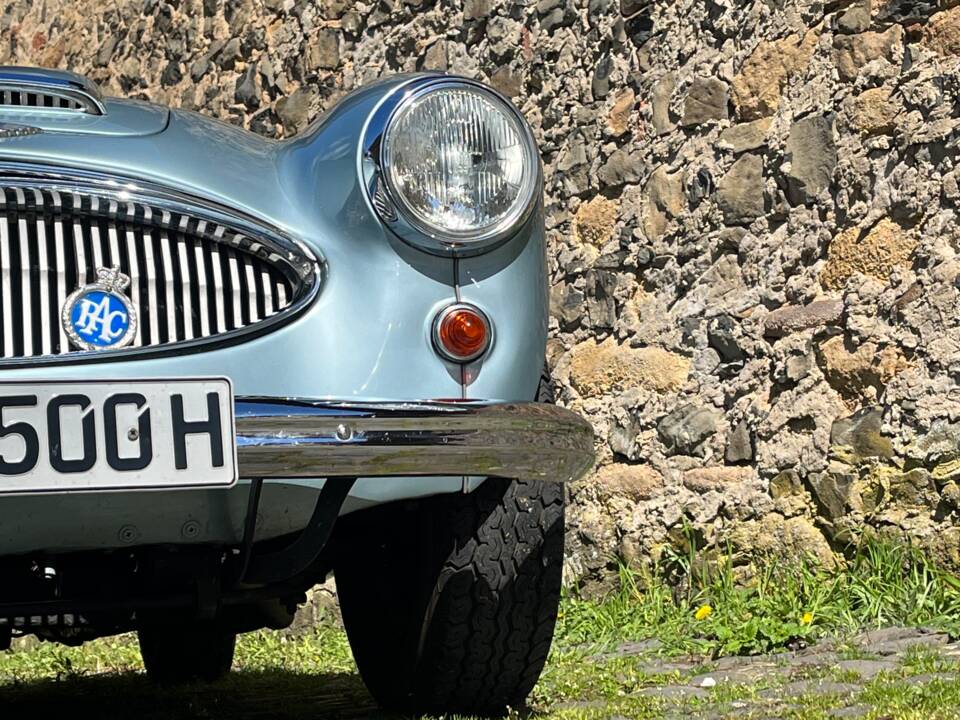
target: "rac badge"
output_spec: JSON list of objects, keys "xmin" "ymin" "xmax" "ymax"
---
[{"xmin": 62, "ymin": 266, "xmax": 137, "ymax": 351}]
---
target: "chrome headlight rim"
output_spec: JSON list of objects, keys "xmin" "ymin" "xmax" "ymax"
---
[{"xmin": 361, "ymin": 75, "xmax": 541, "ymax": 257}]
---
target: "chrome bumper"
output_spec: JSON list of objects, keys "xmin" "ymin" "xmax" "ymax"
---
[{"xmin": 235, "ymin": 399, "xmax": 595, "ymax": 483}]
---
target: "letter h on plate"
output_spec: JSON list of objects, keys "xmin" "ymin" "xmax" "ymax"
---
[{"xmin": 170, "ymin": 393, "xmax": 224, "ymax": 470}]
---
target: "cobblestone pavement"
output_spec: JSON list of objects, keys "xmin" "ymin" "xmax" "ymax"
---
[{"xmin": 561, "ymin": 626, "xmax": 960, "ymax": 718}]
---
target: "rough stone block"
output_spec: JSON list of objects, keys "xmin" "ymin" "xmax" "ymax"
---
[
  {"xmin": 820, "ymin": 218, "xmax": 917, "ymax": 290},
  {"xmin": 593, "ymin": 463, "xmax": 665, "ymax": 501},
  {"xmin": 569, "ymin": 338, "xmax": 690, "ymax": 397},
  {"xmin": 732, "ymin": 29, "xmax": 819, "ymax": 120},
  {"xmin": 681, "ymin": 77, "xmax": 729, "ymax": 127},
  {"xmin": 785, "ymin": 114, "xmax": 837, "ymax": 205},
  {"xmin": 764, "ymin": 300, "xmax": 844, "ymax": 338},
  {"xmin": 833, "ymin": 25, "xmax": 903, "ymax": 81},
  {"xmin": 716, "ymin": 154, "xmax": 764, "ymax": 224}
]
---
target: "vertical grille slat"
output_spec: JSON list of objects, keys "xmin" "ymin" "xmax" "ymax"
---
[
  {"xmin": 209, "ymin": 229, "xmax": 226, "ymax": 335},
  {"xmin": 106, "ymin": 200, "xmax": 121, "ymax": 266},
  {"xmin": 193, "ymin": 223, "xmax": 211, "ymax": 339},
  {"xmin": 43, "ymin": 196, "xmax": 59, "ymax": 355},
  {"xmin": 124, "ymin": 203, "xmax": 143, "ymax": 347},
  {"xmin": 0, "ymin": 184, "xmax": 304, "ymax": 362},
  {"xmin": 89, "ymin": 196, "xmax": 105, "ymax": 270},
  {"xmin": 7, "ymin": 203, "xmax": 22, "ymax": 358},
  {"xmin": 158, "ymin": 228, "xmax": 179, "ymax": 345},
  {"xmin": 0, "ymin": 190, "xmax": 11, "ymax": 358},
  {"xmin": 261, "ymin": 268, "xmax": 275, "ymax": 317},
  {"xmin": 141, "ymin": 207, "xmax": 160, "ymax": 347},
  {"xmin": 15, "ymin": 188, "xmax": 33, "ymax": 358},
  {"xmin": 34, "ymin": 190, "xmax": 51, "ymax": 357},
  {"xmin": 242, "ymin": 254, "xmax": 260, "ymax": 324},
  {"xmin": 51, "ymin": 191, "xmax": 69, "ymax": 354},
  {"xmin": 175, "ymin": 233, "xmax": 195, "ymax": 341},
  {"xmin": 71, "ymin": 193, "xmax": 87, "ymax": 287},
  {"xmin": 227, "ymin": 251, "xmax": 243, "ymax": 332}
]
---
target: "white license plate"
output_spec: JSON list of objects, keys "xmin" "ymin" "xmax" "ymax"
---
[{"xmin": 0, "ymin": 378, "xmax": 236, "ymax": 494}]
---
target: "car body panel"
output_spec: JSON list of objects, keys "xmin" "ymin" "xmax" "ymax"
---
[{"xmin": 458, "ymin": 211, "xmax": 549, "ymax": 402}]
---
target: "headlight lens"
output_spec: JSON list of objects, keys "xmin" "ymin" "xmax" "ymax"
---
[{"xmin": 381, "ymin": 83, "xmax": 538, "ymax": 247}]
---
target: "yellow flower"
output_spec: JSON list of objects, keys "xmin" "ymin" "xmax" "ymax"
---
[
  {"xmin": 800, "ymin": 612, "xmax": 814, "ymax": 626},
  {"xmin": 694, "ymin": 604, "xmax": 713, "ymax": 621}
]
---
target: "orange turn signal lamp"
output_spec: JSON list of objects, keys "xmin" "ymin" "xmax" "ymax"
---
[{"xmin": 433, "ymin": 303, "xmax": 492, "ymax": 363}]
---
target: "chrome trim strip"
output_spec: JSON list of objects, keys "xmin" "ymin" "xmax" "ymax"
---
[
  {"xmin": 0, "ymin": 122, "xmax": 42, "ymax": 139},
  {"xmin": 235, "ymin": 399, "xmax": 595, "ymax": 484}
]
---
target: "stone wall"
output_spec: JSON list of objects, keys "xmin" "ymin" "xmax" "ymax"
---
[{"xmin": 5, "ymin": 0, "xmax": 960, "ymax": 590}]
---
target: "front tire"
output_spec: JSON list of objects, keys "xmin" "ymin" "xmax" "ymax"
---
[
  {"xmin": 334, "ymin": 477, "xmax": 565, "ymax": 715},
  {"xmin": 138, "ymin": 622, "xmax": 236, "ymax": 683}
]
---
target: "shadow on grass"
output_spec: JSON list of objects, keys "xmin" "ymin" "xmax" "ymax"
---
[{"xmin": 0, "ymin": 669, "xmax": 398, "ymax": 720}]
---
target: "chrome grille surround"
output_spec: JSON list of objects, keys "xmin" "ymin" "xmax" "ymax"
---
[{"xmin": 0, "ymin": 164, "xmax": 321, "ymax": 366}]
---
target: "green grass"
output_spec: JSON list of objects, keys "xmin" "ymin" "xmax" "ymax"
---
[
  {"xmin": 0, "ymin": 537, "xmax": 959, "ymax": 719},
  {"xmin": 0, "ymin": 622, "xmax": 354, "ymax": 683},
  {"xmin": 555, "ymin": 536, "xmax": 960, "ymax": 656}
]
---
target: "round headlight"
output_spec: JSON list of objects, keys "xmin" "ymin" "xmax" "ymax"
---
[{"xmin": 379, "ymin": 82, "xmax": 539, "ymax": 251}]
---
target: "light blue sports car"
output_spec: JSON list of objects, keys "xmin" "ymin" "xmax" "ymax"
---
[{"xmin": 0, "ymin": 66, "xmax": 594, "ymax": 713}]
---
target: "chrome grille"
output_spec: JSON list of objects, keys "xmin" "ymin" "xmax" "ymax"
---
[{"xmin": 0, "ymin": 177, "xmax": 317, "ymax": 363}]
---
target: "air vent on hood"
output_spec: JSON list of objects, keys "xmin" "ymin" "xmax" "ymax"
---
[{"xmin": 0, "ymin": 67, "xmax": 105, "ymax": 116}]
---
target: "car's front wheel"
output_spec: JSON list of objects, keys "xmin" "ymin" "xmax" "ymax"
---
[
  {"xmin": 334, "ymin": 477, "xmax": 565, "ymax": 715},
  {"xmin": 138, "ymin": 622, "xmax": 236, "ymax": 683}
]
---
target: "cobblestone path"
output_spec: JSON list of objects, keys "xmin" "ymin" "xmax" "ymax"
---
[{"xmin": 554, "ymin": 627, "xmax": 960, "ymax": 719}]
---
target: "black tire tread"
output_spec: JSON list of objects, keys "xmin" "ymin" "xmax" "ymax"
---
[
  {"xmin": 336, "ymin": 478, "xmax": 564, "ymax": 715},
  {"xmin": 415, "ymin": 478, "xmax": 564, "ymax": 712}
]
